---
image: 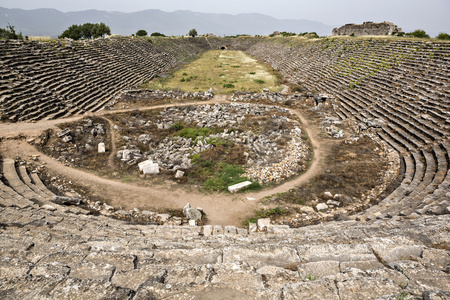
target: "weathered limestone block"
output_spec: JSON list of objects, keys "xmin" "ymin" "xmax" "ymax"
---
[
  {"xmin": 202, "ymin": 225, "xmax": 213, "ymax": 236},
  {"xmin": 298, "ymin": 260, "xmax": 340, "ymax": 278},
  {"xmin": 223, "ymin": 245, "xmax": 300, "ymax": 268},
  {"xmin": 210, "ymin": 263, "xmax": 265, "ymax": 289},
  {"xmin": 112, "ymin": 265, "xmax": 167, "ymax": 290},
  {"xmin": 0, "ymin": 257, "xmax": 33, "ymax": 279},
  {"xmin": 49, "ymin": 277, "xmax": 134, "ymax": 299},
  {"xmin": 29, "ymin": 262, "xmax": 70, "ymax": 277},
  {"xmin": 50, "ymin": 196, "xmax": 82, "ymax": 206},
  {"xmin": 419, "ymin": 248, "xmax": 449, "ymax": 271},
  {"xmin": 336, "ymin": 277, "xmax": 402, "ymax": 300},
  {"xmin": 138, "ymin": 160, "xmax": 159, "ymax": 174},
  {"xmin": 282, "ymin": 279, "xmax": 340, "ymax": 300},
  {"xmin": 69, "ymin": 261, "xmax": 115, "ymax": 281},
  {"xmin": 164, "ymin": 265, "xmax": 211, "ymax": 285},
  {"xmin": 228, "ymin": 181, "xmax": 252, "ymax": 193},
  {"xmin": 98, "ymin": 142, "xmax": 105, "ymax": 153},
  {"xmin": 316, "ymin": 203, "xmax": 329, "ymax": 212},
  {"xmin": 37, "ymin": 252, "xmax": 87, "ymax": 268},
  {"xmin": 256, "ymin": 266, "xmax": 301, "ymax": 290},
  {"xmin": 214, "ymin": 225, "xmax": 224, "ymax": 235},
  {"xmin": 183, "ymin": 203, "xmax": 202, "ymax": 221},
  {"xmin": 368, "ymin": 237, "xmax": 425, "ymax": 264},
  {"xmin": 257, "ymin": 218, "xmax": 271, "ymax": 231},
  {"xmin": 224, "ymin": 225, "xmax": 237, "ymax": 236},
  {"xmin": 152, "ymin": 248, "xmax": 222, "ymax": 265},
  {"xmin": 84, "ymin": 252, "xmax": 136, "ymax": 272},
  {"xmin": 340, "ymin": 260, "xmax": 384, "ymax": 271},
  {"xmin": 297, "ymin": 244, "xmax": 377, "ymax": 263},
  {"xmin": 390, "ymin": 261, "xmax": 450, "ymax": 297}
]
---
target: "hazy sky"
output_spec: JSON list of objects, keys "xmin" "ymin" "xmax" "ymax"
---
[{"xmin": 1, "ymin": 0, "xmax": 449, "ymax": 35}]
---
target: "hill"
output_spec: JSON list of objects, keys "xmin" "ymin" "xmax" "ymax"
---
[{"xmin": 0, "ymin": 7, "xmax": 333, "ymax": 37}]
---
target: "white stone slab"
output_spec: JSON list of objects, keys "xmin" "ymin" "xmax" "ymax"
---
[
  {"xmin": 98, "ymin": 142, "xmax": 106, "ymax": 153},
  {"xmin": 228, "ymin": 181, "xmax": 252, "ymax": 193}
]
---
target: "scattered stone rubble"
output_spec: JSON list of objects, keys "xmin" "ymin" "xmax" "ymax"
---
[
  {"xmin": 231, "ymin": 89, "xmax": 303, "ymax": 105},
  {"xmin": 108, "ymin": 89, "xmax": 214, "ymax": 108},
  {"xmin": 49, "ymin": 118, "xmax": 108, "ymax": 165},
  {"xmin": 115, "ymin": 103, "xmax": 311, "ymax": 183}
]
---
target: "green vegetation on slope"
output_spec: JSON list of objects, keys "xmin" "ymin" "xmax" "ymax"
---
[{"xmin": 141, "ymin": 50, "xmax": 283, "ymax": 94}]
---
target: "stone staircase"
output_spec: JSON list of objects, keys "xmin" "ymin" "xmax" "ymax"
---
[{"xmin": 0, "ymin": 156, "xmax": 449, "ymax": 299}]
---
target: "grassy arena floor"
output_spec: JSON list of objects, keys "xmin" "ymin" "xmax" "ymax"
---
[{"xmin": 141, "ymin": 50, "xmax": 284, "ymax": 94}]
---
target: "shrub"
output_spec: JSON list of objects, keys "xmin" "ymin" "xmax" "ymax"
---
[
  {"xmin": 437, "ymin": 32, "xmax": 450, "ymax": 40},
  {"xmin": 406, "ymin": 29, "xmax": 430, "ymax": 38},
  {"xmin": 223, "ymin": 83, "xmax": 235, "ymax": 88},
  {"xmin": 0, "ymin": 24, "xmax": 24, "ymax": 40},
  {"xmin": 136, "ymin": 30, "xmax": 148, "ymax": 36},
  {"xmin": 151, "ymin": 32, "xmax": 166, "ymax": 37}
]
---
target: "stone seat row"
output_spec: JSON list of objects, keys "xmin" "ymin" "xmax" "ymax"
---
[
  {"xmin": 0, "ymin": 157, "xmax": 88, "ymax": 215},
  {"xmin": 1, "ymin": 198, "xmax": 448, "ymax": 299}
]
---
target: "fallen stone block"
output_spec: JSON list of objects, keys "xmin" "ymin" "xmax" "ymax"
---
[
  {"xmin": 228, "ymin": 181, "xmax": 252, "ymax": 193},
  {"xmin": 51, "ymin": 196, "xmax": 82, "ymax": 206},
  {"xmin": 98, "ymin": 142, "xmax": 106, "ymax": 153}
]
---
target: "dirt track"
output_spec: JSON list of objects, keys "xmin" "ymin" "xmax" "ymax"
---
[{"xmin": 0, "ymin": 96, "xmax": 327, "ymax": 226}]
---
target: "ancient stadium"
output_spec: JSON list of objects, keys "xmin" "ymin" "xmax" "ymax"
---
[{"xmin": 0, "ymin": 30, "xmax": 449, "ymax": 298}]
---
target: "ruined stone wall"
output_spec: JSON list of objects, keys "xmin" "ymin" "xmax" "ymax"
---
[{"xmin": 332, "ymin": 21, "xmax": 402, "ymax": 36}]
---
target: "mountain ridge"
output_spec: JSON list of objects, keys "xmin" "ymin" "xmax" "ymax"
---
[{"xmin": 0, "ymin": 7, "xmax": 334, "ymax": 37}]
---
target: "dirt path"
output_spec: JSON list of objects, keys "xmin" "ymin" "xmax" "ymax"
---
[{"xmin": 0, "ymin": 95, "xmax": 328, "ymax": 226}]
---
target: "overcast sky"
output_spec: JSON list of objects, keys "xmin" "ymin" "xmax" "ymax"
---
[{"xmin": 1, "ymin": 0, "xmax": 449, "ymax": 35}]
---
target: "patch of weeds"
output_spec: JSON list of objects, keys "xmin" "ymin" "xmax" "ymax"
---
[
  {"xmin": 394, "ymin": 258, "xmax": 411, "ymax": 300},
  {"xmin": 249, "ymin": 72, "xmax": 256, "ymax": 75},
  {"xmin": 223, "ymin": 83, "xmax": 235, "ymax": 88},
  {"xmin": 231, "ymin": 65, "xmax": 240, "ymax": 68},
  {"xmin": 253, "ymin": 79, "xmax": 265, "ymax": 84},
  {"xmin": 305, "ymin": 274, "xmax": 318, "ymax": 281},
  {"xmin": 242, "ymin": 206, "xmax": 287, "ymax": 227},
  {"xmin": 242, "ymin": 217, "xmax": 257, "ymax": 227},
  {"xmin": 257, "ymin": 206, "xmax": 289, "ymax": 218},
  {"xmin": 182, "ymin": 72, "xmax": 188, "ymax": 76},
  {"xmin": 176, "ymin": 127, "xmax": 212, "ymax": 140},
  {"xmin": 170, "ymin": 122, "xmax": 184, "ymax": 131},
  {"xmin": 204, "ymin": 163, "xmax": 257, "ymax": 192}
]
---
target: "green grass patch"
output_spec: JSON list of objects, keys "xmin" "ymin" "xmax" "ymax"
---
[
  {"xmin": 140, "ymin": 50, "xmax": 283, "ymax": 94},
  {"xmin": 253, "ymin": 79, "xmax": 265, "ymax": 84},
  {"xmin": 242, "ymin": 206, "xmax": 288, "ymax": 226},
  {"xmin": 176, "ymin": 127, "xmax": 213, "ymax": 140},
  {"xmin": 188, "ymin": 143, "xmax": 260, "ymax": 193}
]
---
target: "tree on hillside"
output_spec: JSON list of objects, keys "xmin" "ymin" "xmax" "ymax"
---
[
  {"xmin": 189, "ymin": 28, "xmax": 198, "ymax": 37},
  {"xmin": 406, "ymin": 29, "xmax": 430, "ymax": 39},
  {"xmin": 136, "ymin": 30, "xmax": 148, "ymax": 37},
  {"xmin": 59, "ymin": 22, "xmax": 111, "ymax": 40}
]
